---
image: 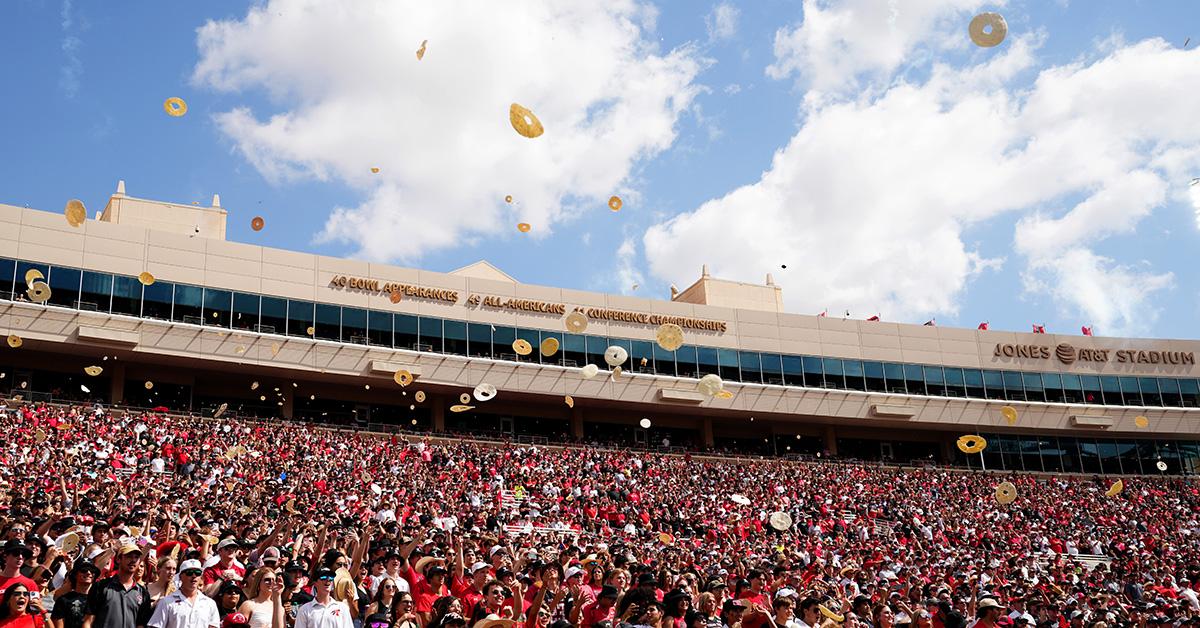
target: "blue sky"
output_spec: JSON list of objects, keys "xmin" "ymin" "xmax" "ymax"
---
[{"xmin": 1, "ymin": 0, "xmax": 1199, "ymax": 339}]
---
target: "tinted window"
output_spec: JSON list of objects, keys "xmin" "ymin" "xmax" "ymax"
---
[
  {"xmin": 112, "ymin": 275, "xmax": 142, "ymax": 316},
  {"xmin": 1042, "ymin": 373, "xmax": 1064, "ymax": 403},
  {"xmin": 395, "ymin": 314, "xmax": 419, "ymax": 350},
  {"xmin": 1022, "ymin": 372, "xmax": 1044, "ymax": 402},
  {"xmin": 903, "ymin": 364, "xmax": 925, "ymax": 395},
  {"xmin": 982, "ymin": 370, "xmax": 1004, "ymax": 399},
  {"xmin": 1139, "ymin": 378, "xmax": 1161, "ymax": 407},
  {"xmin": 963, "ymin": 369, "xmax": 984, "ymax": 398},
  {"xmin": 468, "ymin": 323, "xmax": 493, "ymax": 358},
  {"xmin": 142, "ymin": 281, "xmax": 174, "ymax": 320},
  {"xmin": 943, "ymin": 367, "xmax": 965, "ymax": 397},
  {"xmin": 443, "ymin": 319, "xmax": 467, "ymax": 355},
  {"xmin": 924, "ymin": 366, "xmax": 945, "ymax": 396},
  {"xmin": 782, "ymin": 355, "xmax": 803, "ymax": 387},
  {"xmin": 739, "ymin": 352, "xmax": 761, "ymax": 383},
  {"xmin": 260, "ymin": 296, "xmax": 286, "ymax": 334},
  {"xmin": 1159, "ymin": 378, "xmax": 1182, "ymax": 407},
  {"xmin": 79, "ymin": 271, "xmax": 113, "ymax": 312},
  {"xmin": 1181, "ymin": 380, "xmax": 1200, "ymax": 407},
  {"xmin": 803, "ymin": 357, "xmax": 823, "ymax": 387},
  {"xmin": 629, "ymin": 340, "xmax": 652, "ymax": 372},
  {"xmin": 1001, "ymin": 371, "xmax": 1023, "ymax": 400},
  {"xmin": 172, "ymin": 284, "xmax": 203, "ymax": 323},
  {"xmin": 542, "ymin": 331, "xmax": 565, "ymax": 366},
  {"xmin": 863, "ymin": 361, "xmax": 885, "ymax": 392},
  {"xmin": 653, "ymin": 343, "xmax": 677, "ymax": 377},
  {"xmin": 202, "ymin": 288, "xmax": 232, "ymax": 327},
  {"xmin": 760, "ymin": 354, "xmax": 784, "ymax": 385},
  {"xmin": 1081, "ymin": 375, "xmax": 1101, "ymax": 404},
  {"xmin": 369, "ymin": 311, "xmax": 395, "ymax": 348},
  {"xmin": 0, "ymin": 258, "xmax": 14, "ymax": 300},
  {"xmin": 822, "ymin": 358, "xmax": 844, "ymax": 388},
  {"xmin": 675, "ymin": 345, "xmax": 698, "ymax": 378},
  {"xmin": 287, "ymin": 300, "xmax": 314, "ymax": 337},
  {"xmin": 418, "ymin": 317, "xmax": 443, "ymax": 352},
  {"xmin": 314, "ymin": 303, "xmax": 340, "ymax": 341},
  {"xmin": 697, "ymin": 347, "xmax": 719, "ymax": 377},
  {"xmin": 883, "ymin": 363, "xmax": 905, "ymax": 393},
  {"xmin": 232, "ymin": 293, "xmax": 259, "ymax": 331},
  {"xmin": 717, "ymin": 349, "xmax": 739, "ymax": 381},
  {"xmin": 14, "ymin": 261, "xmax": 49, "ymax": 302},
  {"xmin": 583, "ymin": 335, "xmax": 607, "ymax": 369},
  {"xmin": 47, "ymin": 266, "xmax": 81, "ymax": 308},
  {"xmin": 1119, "ymin": 376, "xmax": 1141, "ymax": 406}
]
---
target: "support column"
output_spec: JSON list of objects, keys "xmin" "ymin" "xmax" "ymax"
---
[
  {"xmin": 570, "ymin": 407, "xmax": 584, "ymax": 440},
  {"xmin": 432, "ymin": 399, "xmax": 445, "ymax": 433},
  {"xmin": 701, "ymin": 417, "xmax": 714, "ymax": 449},
  {"xmin": 940, "ymin": 438, "xmax": 954, "ymax": 464},
  {"xmin": 282, "ymin": 393, "xmax": 294, "ymax": 420},
  {"xmin": 823, "ymin": 425, "xmax": 837, "ymax": 456},
  {"xmin": 109, "ymin": 363, "xmax": 126, "ymax": 404}
]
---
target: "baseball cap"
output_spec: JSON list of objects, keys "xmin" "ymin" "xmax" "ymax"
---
[
  {"xmin": 470, "ymin": 561, "xmax": 490, "ymax": 574},
  {"xmin": 117, "ymin": 543, "xmax": 143, "ymax": 556},
  {"xmin": 261, "ymin": 547, "xmax": 281, "ymax": 565},
  {"xmin": 222, "ymin": 613, "xmax": 250, "ymax": 628},
  {"xmin": 565, "ymin": 567, "xmax": 584, "ymax": 580},
  {"xmin": 217, "ymin": 538, "xmax": 240, "ymax": 551},
  {"xmin": 179, "ymin": 559, "xmax": 204, "ymax": 573}
]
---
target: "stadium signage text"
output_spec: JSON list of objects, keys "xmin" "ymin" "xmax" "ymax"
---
[
  {"xmin": 328, "ymin": 276, "xmax": 459, "ymax": 303},
  {"xmin": 466, "ymin": 294, "xmax": 728, "ymax": 332},
  {"xmin": 993, "ymin": 343, "xmax": 1195, "ymax": 367}
]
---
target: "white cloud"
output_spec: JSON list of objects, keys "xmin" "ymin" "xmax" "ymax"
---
[
  {"xmin": 1022, "ymin": 249, "xmax": 1173, "ymax": 336},
  {"xmin": 766, "ymin": 0, "xmax": 989, "ymax": 97},
  {"xmin": 615, "ymin": 237, "xmax": 645, "ymax": 295},
  {"xmin": 193, "ymin": 0, "xmax": 705, "ymax": 262},
  {"xmin": 646, "ymin": 38, "xmax": 1200, "ymax": 333},
  {"xmin": 706, "ymin": 3, "xmax": 739, "ymax": 42},
  {"xmin": 58, "ymin": 0, "xmax": 82, "ymax": 98}
]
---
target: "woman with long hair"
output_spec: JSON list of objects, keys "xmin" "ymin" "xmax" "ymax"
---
[
  {"xmin": 0, "ymin": 584, "xmax": 45, "ymax": 628},
  {"xmin": 362, "ymin": 578, "xmax": 400, "ymax": 623},
  {"xmin": 146, "ymin": 557, "xmax": 177, "ymax": 606},
  {"xmin": 390, "ymin": 592, "xmax": 419, "ymax": 628},
  {"xmin": 238, "ymin": 568, "xmax": 284, "ymax": 628}
]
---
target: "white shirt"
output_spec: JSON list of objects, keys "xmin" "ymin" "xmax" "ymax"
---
[
  {"xmin": 147, "ymin": 590, "xmax": 221, "ymax": 628},
  {"xmin": 296, "ymin": 598, "xmax": 354, "ymax": 628}
]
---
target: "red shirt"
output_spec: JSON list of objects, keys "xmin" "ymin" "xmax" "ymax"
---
[
  {"xmin": 579, "ymin": 601, "xmax": 615, "ymax": 627},
  {"xmin": 0, "ymin": 614, "xmax": 44, "ymax": 628},
  {"xmin": 202, "ymin": 562, "xmax": 246, "ymax": 585}
]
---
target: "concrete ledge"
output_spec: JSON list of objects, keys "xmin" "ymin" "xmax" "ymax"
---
[
  {"xmin": 368, "ymin": 360, "xmax": 422, "ymax": 379},
  {"xmin": 870, "ymin": 404, "xmax": 916, "ymax": 418},
  {"xmin": 657, "ymin": 388, "xmax": 705, "ymax": 404},
  {"xmin": 76, "ymin": 325, "xmax": 139, "ymax": 346},
  {"xmin": 1070, "ymin": 414, "xmax": 1113, "ymax": 428}
]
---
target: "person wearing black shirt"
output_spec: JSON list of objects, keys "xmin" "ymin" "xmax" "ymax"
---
[{"xmin": 54, "ymin": 564, "xmax": 101, "ymax": 628}]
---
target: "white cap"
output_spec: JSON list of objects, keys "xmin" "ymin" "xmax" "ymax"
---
[
  {"xmin": 775, "ymin": 588, "xmax": 798, "ymax": 599},
  {"xmin": 489, "ymin": 545, "xmax": 506, "ymax": 557},
  {"xmin": 565, "ymin": 567, "xmax": 584, "ymax": 580},
  {"xmin": 471, "ymin": 561, "xmax": 490, "ymax": 573},
  {"xmin": 179, "ymin": 559, "xmax": 203, "ymax": 572}
]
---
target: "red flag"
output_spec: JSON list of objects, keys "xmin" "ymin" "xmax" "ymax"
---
[
  {"xmin": 977, "ymin": 322, "xmax": 989, "ymax": 330},
  {"xmin": 866, "ymin": 315, "xmax": 880, "ymax": 321},
  {"xmin": 923, "ymin": 319, "xmax": 936, "ymax": 327},
  {"xmin": 1032, "ymin": 324, "xmax": 1046, "ymax": 334},
  {"xmin": 1081, "ymin": 325, "xmax": 1093, "ymax": 336},
  {"xmin": 818, "ymin": 310, "xmax": 827, "ymax": 317}
]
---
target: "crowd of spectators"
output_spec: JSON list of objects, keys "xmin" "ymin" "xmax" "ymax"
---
[{"xmin": 0, "ymin": 399, "xmax": 1197, "ymax": 628}]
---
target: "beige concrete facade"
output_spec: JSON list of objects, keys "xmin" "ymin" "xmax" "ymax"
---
[{"xmin": 3, "ymin": 196, "xmax": 1200, "ymax": 440}]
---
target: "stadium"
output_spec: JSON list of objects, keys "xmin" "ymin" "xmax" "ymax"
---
[{"xmin": 2, "ymin": 182, "xmax": 1198, "ymax": 475}]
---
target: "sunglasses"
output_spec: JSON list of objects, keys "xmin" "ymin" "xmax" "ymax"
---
[
  {"xmin": 369, "ymin": 623, "xmax": 390, "ymax": 628},
  {"xmin": 182, "ymin": 570, "xmax": 203, "ymax": 578},
  {"xmin": 12, "ymin": 592, "xmax": 32, "ymax": 599},
  {"xmin": 318, "ymin": 576, "xmax": 335, "ymax": 582}
]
